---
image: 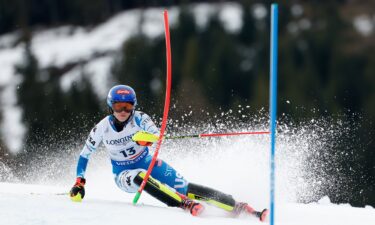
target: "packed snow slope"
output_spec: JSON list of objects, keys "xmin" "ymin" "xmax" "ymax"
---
[
  {"xmin": 0, "ymin": 182, "xmax": 374, "ymax": 225},
  {"xmin": 1, "ymin": 118, "xmax": 375, "ymax": 225}
]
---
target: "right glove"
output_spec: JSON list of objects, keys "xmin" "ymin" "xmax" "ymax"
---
[
  {"xmin": 136, "ymin": 141, "xmax": 153, "ymax": 146},
  {"xmin": 70, "ymin": 177, "xmax": 86, "ymax": 202}
]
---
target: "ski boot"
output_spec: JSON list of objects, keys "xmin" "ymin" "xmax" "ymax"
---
[{"xmin": 233, "ymin": 202, "xmax": 269, "ymax": 222}]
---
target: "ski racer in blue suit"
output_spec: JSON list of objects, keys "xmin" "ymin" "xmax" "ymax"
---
[{"xmin": 69, "ymin": 84, "xmax": 268, "ymax": 220}]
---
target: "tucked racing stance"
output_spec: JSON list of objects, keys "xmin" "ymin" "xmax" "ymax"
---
[{"xmin": 69, "ymin": 84, "xmax": 268, "ymax": 221}]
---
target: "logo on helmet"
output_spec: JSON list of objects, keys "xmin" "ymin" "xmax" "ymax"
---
[{"xmin": 117, "ymin": 89, "xmax": 130, "ymax": 95}]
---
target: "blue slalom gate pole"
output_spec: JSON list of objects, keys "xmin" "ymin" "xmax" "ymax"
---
[{"xmin": 270, "ymin": 3, "xmax": 278, "ymax": 225}]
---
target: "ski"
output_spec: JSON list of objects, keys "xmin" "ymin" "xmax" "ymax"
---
[{"xmin": 237, "ymin": 203, "xmax": 269, "ymax": 222}]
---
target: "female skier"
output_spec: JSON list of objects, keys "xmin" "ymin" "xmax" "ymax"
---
[{"xmin": 69, "ymin": 84, "xmax": 268, "ymax": 221}]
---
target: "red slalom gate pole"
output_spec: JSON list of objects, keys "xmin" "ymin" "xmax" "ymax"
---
[{"xmin": 133, "ymin": 10, "xmax": 172, "ymax": 205}]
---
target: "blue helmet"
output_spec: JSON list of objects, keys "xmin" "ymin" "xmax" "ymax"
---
[{"xmin": 106, "ymin": 85, "xmax": 137, "ymax": 108}]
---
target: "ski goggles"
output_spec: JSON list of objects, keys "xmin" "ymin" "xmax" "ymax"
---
[{"xmin": 112, "ymin": 102, "xmax": 134, "ymax": 113}]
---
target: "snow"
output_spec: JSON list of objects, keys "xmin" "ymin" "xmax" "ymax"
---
[
  {"xmin": 191, "ymin": 3, "xmax": 243, "ymax": 32},
  {"xmin": 0, "ymin": 65, "xmax": 25, "ymax": 153},
  {"xmin": 353, "ymin": 15, "xmax": 374, "ymax": 37},
  {"xmin": 252, "ymin": 4, "xmax": 268, "ymax": 20},
  {"xmin": 1, "ymin": 121, "xmax": 375, "ymax": 225},
  {"xmin": 218, "ymin": 3, "xmax": 243, "ymax": 33},
  {"xmin": 0, "ymin": 182, "xmax": 374, "ymax": 225},
  {"xmin": 60, "ymin": 56, "xmax": 114, "ymax": 97}
]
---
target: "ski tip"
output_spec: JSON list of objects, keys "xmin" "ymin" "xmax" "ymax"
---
[{"xmin": 259, "ymin": 209, "xmax": 269, "ymax": 222}]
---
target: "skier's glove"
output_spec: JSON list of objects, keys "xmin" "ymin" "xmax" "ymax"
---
[
  {"xmin": 132, "ymin": 131, "xmax": 158, "ymax": 147},
  {"xmin": 70, "ymin": 177, "xmax": 86, "ymax": 202},
  {"xmin": 136, "ymin": 141, "xmax": 153, "ymax": 146}
]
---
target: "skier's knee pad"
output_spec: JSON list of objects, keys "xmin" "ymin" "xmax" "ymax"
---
[{"xmin": 116, "ymin": 169, "xmax": 146, "ymax": 193}]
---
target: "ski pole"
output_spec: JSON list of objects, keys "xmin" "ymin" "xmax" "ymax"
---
[
  {"xmin": 30, "ymin": 192, "xmax": 68, "ymax": 196},
  {"xmin": 133, "ymin": 130, "xmax": 270, "ymax": 142},
  {"xmin": 133, "ymin": 9, "xmax": 172, "ymax": 205},
  {"xmin": 165, "ymin": 131, "xmax": 270, "ymax": 140},
  {"xmin": 132, "ymin": 130, "xmax": 270, "ymax": 142}
]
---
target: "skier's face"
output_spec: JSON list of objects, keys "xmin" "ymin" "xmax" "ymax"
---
[
  {"xmin": 113, "ymin": 110, "xmax": 131, "ymax": 122},
  {"xmin": 112, "ymin": 102, "xmax": 134, "ymax": 122}
]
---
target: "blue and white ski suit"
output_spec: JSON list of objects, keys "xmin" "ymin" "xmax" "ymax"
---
[{"xmin": 76, "ymin": 111, "xmax": 188, "ymax": 194}]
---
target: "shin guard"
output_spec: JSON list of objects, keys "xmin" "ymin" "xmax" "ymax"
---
[{"xmin": 186, "ymin": 182, "xmax": 236, "ymax": 211}]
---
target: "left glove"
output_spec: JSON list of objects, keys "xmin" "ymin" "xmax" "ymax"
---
[{"xmin": 70, "ymin": 177, "xmax": 86, "ymax": 202}]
